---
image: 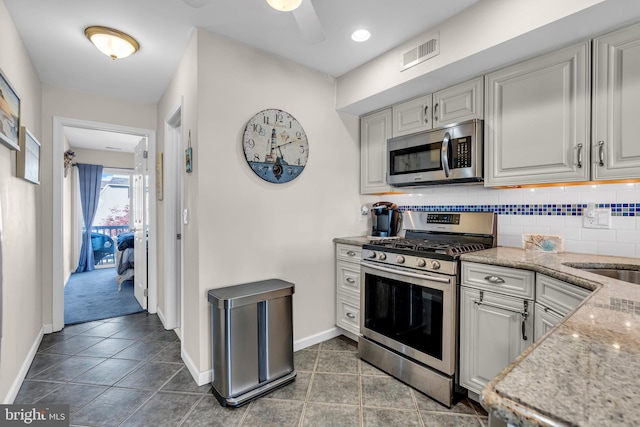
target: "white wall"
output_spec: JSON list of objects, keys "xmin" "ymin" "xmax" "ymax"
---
[
  {"xmin": 0, "ymin": 0, "xmax": 43, "ymax": 403},
  {"xmin": 157, "ymin": 29, "xmax": 362, "ymax": 377},
  {"xmin": 361, "ymin": 183, "xmax": 640, "ymax": 258},
  {"xmin": 156, "ymin": 32, "xmax": 199, "ymax": 368},
  {"xmin": 336, "ymin": 0, "xmax": 640, "ymax": 114}
]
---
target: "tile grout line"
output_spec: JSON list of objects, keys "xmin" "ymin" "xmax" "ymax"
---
[
  {"xmin": 297, "ymin": 342, "xmax": 321, "ymax": 427},
  {"xmin": 358, "ymin": 358, "xmax": 364, "ymax": 427}
]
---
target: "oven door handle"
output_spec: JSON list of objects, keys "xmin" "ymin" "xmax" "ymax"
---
[{"xmin": 363, "ymin": 263, "xmax": 451, "ymax": 284}]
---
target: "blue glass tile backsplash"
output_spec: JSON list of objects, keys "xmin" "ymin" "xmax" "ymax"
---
[{"xmin": 398, "ymin": 203, "xmax": 638, "ymax": 216}]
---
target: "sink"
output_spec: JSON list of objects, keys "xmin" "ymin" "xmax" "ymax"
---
[{"xmin": 580, "ymin": 268, "xmax": 640, "ymax": 285}]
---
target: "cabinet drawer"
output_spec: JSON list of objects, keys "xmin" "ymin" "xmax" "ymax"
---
[
  {"xmin": 336, "ymin": 260, "xmax": 360, "ymax": 296},
  {"xmin": 462, "ymin": 262, "xmax": 535, "ymax": 299},
  {"xmin": 536, "ymin": 274, "xmax": 590, "ymax": 317},
  {"xmin": 336, "ymin": 294, "xmax": 360, "ymax": 335},
  {"xmin": 336, "ymin": 243, "xmax": 362, "ymax": 263}
]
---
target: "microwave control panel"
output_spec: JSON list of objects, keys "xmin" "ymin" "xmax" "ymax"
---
[{"xmin": 453, "ymin": 137, "xmax": 471, "ymax": 168}]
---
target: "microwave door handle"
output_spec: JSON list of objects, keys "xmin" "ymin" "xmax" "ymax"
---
[{"xmin": 441, "ymin": 132, "xmax": 451, "ymax": 177}]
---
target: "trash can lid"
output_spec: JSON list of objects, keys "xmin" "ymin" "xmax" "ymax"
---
[{"xmin": 207, "ymin": 279, "xmax": 294, "ymax": 309}]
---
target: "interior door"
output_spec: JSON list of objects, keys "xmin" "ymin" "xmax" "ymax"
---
[{"xmin": 133, "ymin": 138, "xmax": 148, "ymax": 309}]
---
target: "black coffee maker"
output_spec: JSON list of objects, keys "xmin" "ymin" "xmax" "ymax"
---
[{"xmin": 370, "ymin": 202, "xmax": 402, "ymax": 237}]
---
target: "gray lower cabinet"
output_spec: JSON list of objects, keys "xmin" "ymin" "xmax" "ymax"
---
[
  {"xmin": 460, "ymin": 262, "xmax": 535, "ymax": 400},
  {"xmin": 460, "ymin": 261, "xmax": 592, "ymax": 401},
  {"xmin": 533, "ymin": 274, "xmax": 590, "ymax": 342},
  {"xmin": 534, "ymin": 303, "xmax": 563, "ymax": 342},
  {"xmin": 335, "ymin": 243, "xmax": 362, "ymax": 336},
  {"xmin": 459, "ymin": 285, "xmax": 533, "ymax": 398}
]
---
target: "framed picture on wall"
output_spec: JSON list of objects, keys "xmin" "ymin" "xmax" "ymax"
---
[
  {"xmin": 0, "ymin": 68, "xmax": 21, "ymax": 151},
  {"xmin": 17, "ymin": 127, "xmax": 40, "ymax": 184},
  {"xmin": 185, "ymin": 146, "xmax": 193, "ymax": 173}
]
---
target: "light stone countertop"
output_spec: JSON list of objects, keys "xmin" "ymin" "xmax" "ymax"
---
[
  {"xmin": 333, "ymin": 236, "xmax": 370, "ymax": 246},
  {"xmin": 460, "ymin": 247, "xmax": 640, "ymax": 427}
]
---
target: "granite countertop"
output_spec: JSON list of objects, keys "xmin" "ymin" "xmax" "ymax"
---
[
  {"xmin": 333, "ymin": 236, "xmax": 371, "ymax": 246},
  {"xmin": 460, "ymin": 247, "xmax": 640, "ymax": 427}
]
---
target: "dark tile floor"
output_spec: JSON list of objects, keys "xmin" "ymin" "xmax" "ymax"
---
[{"xmin": 15, "ymin": 313, "xmax": 488, "ymax": 426}]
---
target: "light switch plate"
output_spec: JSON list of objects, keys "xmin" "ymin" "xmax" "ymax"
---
[{"xmin": 583, "ymin": 206, "xmax": 611, "ymax": 229}]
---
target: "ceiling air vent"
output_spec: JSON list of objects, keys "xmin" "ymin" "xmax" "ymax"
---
[{"xmin": 401, "ymin": 33, "xmax": 439, "ymax": 71}]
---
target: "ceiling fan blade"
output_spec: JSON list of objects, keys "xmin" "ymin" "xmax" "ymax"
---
[
  {"xmin": 292, "ymin": 0, "xmax": 326, "ymax": 44},
  {"xmin": 182, "ymin": 0, "xmax": 212, "ymax": 8}
]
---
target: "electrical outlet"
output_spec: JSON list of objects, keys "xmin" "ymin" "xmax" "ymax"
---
[
  {"xmin": 582, "ymin": 205, "xmax": 611, "ymax": 229},
  {"xmin": 359, "ymin": 205, "xmax": 368, "ymax": 222}
]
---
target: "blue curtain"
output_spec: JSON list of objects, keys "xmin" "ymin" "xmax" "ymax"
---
[{"xmin": 76, "ymin": 163, "xmax": 103, "ymax": 273}]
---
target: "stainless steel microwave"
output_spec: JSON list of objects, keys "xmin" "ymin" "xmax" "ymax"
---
[{"xmin": 387, "ymin": 119, "xmax": 483, "ymax": 186}]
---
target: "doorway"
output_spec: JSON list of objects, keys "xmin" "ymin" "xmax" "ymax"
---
[
  {"xmin": 63, "ymin": 167, "xmax": 145, "ymax": 325},
  {"xmin": 52, "ymin": 116, "xmax": 157, "ymax": 333}
]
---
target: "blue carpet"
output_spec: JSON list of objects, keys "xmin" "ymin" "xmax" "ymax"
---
[{"xmin": 64, "ymin": 268, "xmax": 144, "ymax": 325}]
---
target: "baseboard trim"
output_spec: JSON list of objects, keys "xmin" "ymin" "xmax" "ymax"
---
[
  {"xmin": 43, "ymin": 323, "xmax": 54, "ymax": 334},
  {"xmin": 182, "ymin": 347, "xmax": 211, "ymax": 387},
  {"xmin": 294, "ymin": 327, "xmax": 342, "ymax": 352},
  {"xmin": 3, "ymin": 326, "xmax": 44, "ymax": 403},
  {"xmin": 183, "ymin": 327, "xmax": 344, "ymax": 388},
  {"xmin": 156, "ymin": 307, "xmax": 166, "ymax": 327}
]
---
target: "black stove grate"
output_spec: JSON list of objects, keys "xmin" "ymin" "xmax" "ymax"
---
[{"xmin": 367, "ymin": 238, "xmax": 490, "ymax": 256}]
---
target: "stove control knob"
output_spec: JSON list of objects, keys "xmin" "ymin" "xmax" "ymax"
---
[
  {"xmin": 367, "ymin": 251, "xmax": 377, "ymax": 259},
  {"xmin": 430, "ymin": 260, "xmax": 441, "ymax": 270},
  {"xmin": 416, "ymin": 258, "xmax": 426, "ymax": 267},
  {"xmin": 378, "ymin": 253, "xmax": 387, "ymax": 260},
  {"xmin": 396, "ymin": 255, "xmax": 405, "ymax": 264}
]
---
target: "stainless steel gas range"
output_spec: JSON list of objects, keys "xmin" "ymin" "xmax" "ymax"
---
[{"xmin": 358, "ymin": 211, "xmax": 497, "ymax": 407}]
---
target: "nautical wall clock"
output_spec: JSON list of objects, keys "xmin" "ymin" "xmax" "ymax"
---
[{"xmin": 242, "ymin": 109, "xmax": 309, "ymax": 183}]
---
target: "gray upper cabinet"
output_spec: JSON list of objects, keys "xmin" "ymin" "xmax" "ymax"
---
[
  {"xmin": 592, "ymin": 22, "xmax": 640, "ymax": 181},
  {"xmin": 484, "ymin": 42, "xmax": 591, "ymax": 186},
  {"xmin": 392, "ymin": 95, "xmax": 432, "ymax": 137},
  {"xmin": 360, "ymin": 108, "xmax": 392, "ymax": 194},
  {"xmin": 433, "ymin": 77, "xmax": 483, "ymax": 128},
  {"xmin": 391, "ymin": 77, "xmax": 484, "ymax": 137}
]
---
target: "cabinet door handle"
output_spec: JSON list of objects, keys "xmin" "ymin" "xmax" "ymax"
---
[
  {"xmin": 346, "ymin": 251, "xmax": 356, "ymax": 257},
  {"xmin": 576, "ymin": 143, "xmax": 583, "ymax": 168},
  {"xmin": 346, "ymin": 312, "xmax": 356, "ymax": 319},
  {"xmin": 521, "ymin": 301, "xmax": 529, "ymax": 341},
  {"xmin": 434, "ymin": 102, "xmax": 439, "ymax": 122},
  {"xmin": 441, "ymin": 132, "xmax": 451, "ymax": 178},
  {"xmin": 424, "ymin": 105, "xmax": 429, "ymax": 124},
  {"xmin": 346, "ymin": 277, "xmax": 356, "ymax": 284},
  {"xmin": 597, "ymin": 140, "xmax": 605, "ymax": 166},
  {"xmin": 483, "ymin": 275, "xmax": 505, "ymax": 284}
]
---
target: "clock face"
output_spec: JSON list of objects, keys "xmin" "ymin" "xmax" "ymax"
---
[{"xmin": 242, "ymin": 109, "xmax": 309, "ymax": 183}]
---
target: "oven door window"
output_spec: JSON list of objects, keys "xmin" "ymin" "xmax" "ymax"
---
[
  {"xmin": 364, "ymin": 273, "xmax": 443, "ymax": 360},
  {"xmin": 389, "ymin": 142, "xmax": 442, "ymax": 175}
]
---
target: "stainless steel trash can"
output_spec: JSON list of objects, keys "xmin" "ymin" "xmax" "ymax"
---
[{"xmin": 207, "ymin": 279, "xmax": 296, "ymax": 407}]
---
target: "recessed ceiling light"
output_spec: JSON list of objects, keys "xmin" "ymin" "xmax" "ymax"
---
[{"xmin": 351, "ymin": 29, "xmax": 371, "ymax": 42}]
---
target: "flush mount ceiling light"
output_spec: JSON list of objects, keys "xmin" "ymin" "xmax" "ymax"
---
[
  {"xmin": 84, "ymin": 26, "xmax": 139, "ymax": 60},
  {"xmin": 351, "ymin": 29, "xmax": 371, "ymax": 42},
  {"xmin": 266, "ymin": 0, "xmax": 302, "ymax": 12}
]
